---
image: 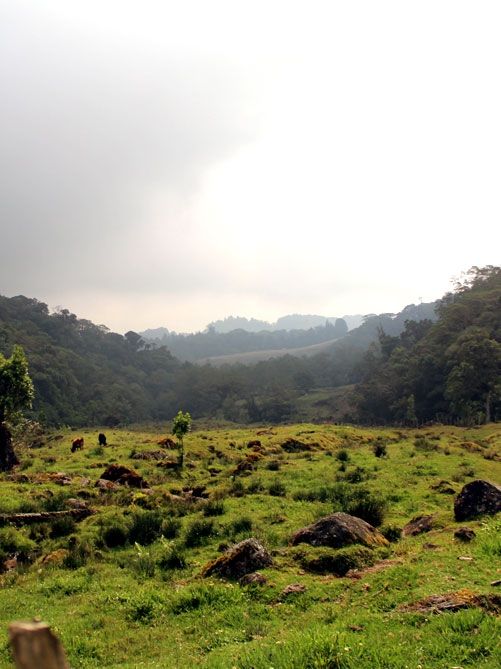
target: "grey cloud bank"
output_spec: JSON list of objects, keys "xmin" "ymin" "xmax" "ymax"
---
[{"xmin": 1, "ymin": 1, "xmax": 500, "ymax": 333}]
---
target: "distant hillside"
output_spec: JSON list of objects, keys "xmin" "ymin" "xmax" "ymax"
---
[
  {"xmin": 195, "ymin": 302, "xmax": 439, "ymax": 367},
  {"xmin": 140, "ymin": 318, "xmax": 349, "ymax": 362},
  {"xmin": 205, "ymin": 313, "xmax": 364, "ymax": 333}
]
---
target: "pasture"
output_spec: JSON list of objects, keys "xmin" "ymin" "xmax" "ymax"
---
[{"xmin": 0, "ymin": 422, "xmax": 500, "ymax": 668}]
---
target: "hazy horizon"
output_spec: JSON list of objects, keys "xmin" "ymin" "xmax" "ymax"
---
[{"xmin": 1, "ymin": 2, "xmax": 499, "ymax": 333}]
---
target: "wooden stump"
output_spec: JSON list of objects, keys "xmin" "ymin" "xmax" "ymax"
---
[{"xmin": 8, "ymin": 621, "xmax": 69, "ymax": 669}]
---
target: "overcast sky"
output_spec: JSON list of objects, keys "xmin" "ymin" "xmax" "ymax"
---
[{"xmin": 1, "ymin": 1, "xmax": 499, "ymax": 333}]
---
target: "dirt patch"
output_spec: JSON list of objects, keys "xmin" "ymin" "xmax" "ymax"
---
[{"xmin": 400, "ymin": 589, "xmax": 501, "ymax": 614}]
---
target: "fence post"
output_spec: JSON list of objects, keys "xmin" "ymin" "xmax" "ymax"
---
[{"xmin": 8, "ymin": 621, "xmax": 69, "ymax": 669}]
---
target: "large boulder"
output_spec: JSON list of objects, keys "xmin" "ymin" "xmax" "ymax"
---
[
  {"xmin": 290, "ymin": 512, "xmax": 389, "ymax": 549},
  {"xmin": 99, "ymin": 464, "xmax": 149, "ymax": 489},
  {"xmin": 403, "ymin": 515, "xmax": 436, "ymax": 537},
  {"xmin": 202, "ymin": 538, "xmax": 273, "ymax": 579},
  {"xmin": 454, "ymin": 480, "xmax": 501, "ymax": 521}
]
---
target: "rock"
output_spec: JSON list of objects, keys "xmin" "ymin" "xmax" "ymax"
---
[
  {"xmin": 65, "ymin": 498, "xmax": 89, "ymax": 510},
  {"xmin": 454, "ymin": 480, "xmax": 501, "ymax": 521},
  {"xmin": 95, "ymin": 478, "xmax": 118, "ymax": 491},
  {"xmin": 491, "ymin": 580, "xmax": 501, "ymax": 587},
  {"xmin": 38, "ymin": 549, "xmax": 69, "ymax": 567},
  {"xmin": 430, "ymin": 480, "xmax": 456, "ymax": 495},
  {"xmin": 281, "ymin": 438, "xmax": 312, "ymax": 453},
  {"xmin": 247, "ymin": 440, "xmax": 261, "ymax": 448},
  {"xmin": 280, "ymin": 583, "xmax": 306, "ymax": 598},
  {"xmin": 399, "ymin": 589, "xmax": 501, "ymax": 614},
  {"xmin": 454, "ymin": 527, "xmax": 476, "ymax": 542},
  {"xmin": 239, "ymin": 572, "xmax": 268, "ymax": 586},
  {"xmin": 156, "ymin": 460, "xmax": 179, "ymax": 470},
  {"xmin": 402, "ymin": 515, "xmax": 435, "ymax": 537},
  {"xmin": 99, "ymin": 464, "xmax": 149, "ymax": 489},
  {"xmin": 202, "ymin": 538, "xmax": 273, "ymax": 579},
  {"xmin": 290, "ymin": 512, "xmax": 389, "ymax": 549},
  {"xmin": 131, "ymin": 450, "xmax": 166, "ymax": 461},
  {"xmin": 157, "ymin": 437, "xmax": 177, "ymax": 448}
]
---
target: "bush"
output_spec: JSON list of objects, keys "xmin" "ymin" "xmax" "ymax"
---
[
  {"xmin": 342, "ymin": 466, "xmax": 370, "ymax": 483},
  {"xmin": 160, "ymin": 517, "xmax": 181, "ymax": 539},
  {"xmin": 336, "ymin": 449, "xmax": 350, "ymax": 462},
  {"xmin": 295, "ymin": 545, "xmax": 375, "ymax": 576},
  {"xmin": 373, "ymin": 441, "xmax": 387, "ymax": 458},
  {"xmin": 203, "ymin": 499, "xmax": 226, "ymax": 517},
  {"xmin": 381, "ymin": 524, "xmax": 402, "ymax": 542},
  {"xmin": 247, "ymin": 478, "xmax": 264, "ymax": 493},
  {"xmin": 0, "ymin": 527, "xmax": 36, "ymax": 561},
  {"xmin": 268, "ymin": 480, "xmax": 286, "ymax": 497},
  {"xmin": 184, "ymin": 518, "xmax": 216, "ymax": 548},
  {"xmin": 50, "ymin": 516, "xmax": 77, "ymax": 539},
  {"xmin": 157, "ymin": 542, "xmax": 187, "ymax": 571},
  {"xmin": 346, "ymin": 490, "xmax": 387, "ymax": 527},
  {"xmin": 414, "ymin": 436, "xmax": 438, "ymax": 452},
  {"xmin": 266, "ymin": 460, "xmax": 281, "ymax": 471},
  {"xmin": 129, "ymin": 510, "xmax": 164, "ymax": 546},
  {"xmin": 64, "ymin": 536, "xmax": 92, "ymax": 569},
  {"xmin": 226, "ymin": 516, "xmax": 253, "ymax": 538}
]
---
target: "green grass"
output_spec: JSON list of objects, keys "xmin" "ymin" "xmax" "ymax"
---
[{"xmin": 0, "ymin": 423, "xmax": 500, "ymax": 667}]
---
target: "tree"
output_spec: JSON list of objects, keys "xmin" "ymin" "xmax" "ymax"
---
[
  {"xmin": 172, "ymin": 410, "xmax": 191, "ymax": 469},
  {"xmin": 0, "ymin": 346, "xmax": 34, "ymax": 470}
]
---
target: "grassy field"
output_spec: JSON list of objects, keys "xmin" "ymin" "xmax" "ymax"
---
[{"xmin": 0, "ymin": 422, "xmax": 500, "ymax": 668}]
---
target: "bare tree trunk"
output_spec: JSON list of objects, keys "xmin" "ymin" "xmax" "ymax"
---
[
  {"xmin": 0, "ymin": 509, "xmax": 92, "ymax": 526},
  {"xmin": 9, "ymin": 621, "xmax": 69, "ymax": 669},
  {"xmin": 0, "ymin": 421, "xmax": 19, "ymax": 471},
  {"xmin": 485, "ymin": 391, "xmax": 491, "ymax": 424}
]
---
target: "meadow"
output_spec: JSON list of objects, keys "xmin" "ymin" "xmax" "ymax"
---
[{"xmin": 0, "ymin": 422, "xmax": 499, "ymax": 668}]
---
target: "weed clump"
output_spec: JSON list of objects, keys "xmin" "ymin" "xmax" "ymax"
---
[
  {"xmin": 294, "ymin": 545, "xmax": 376, "ymax": 576},
  {"xmin": 203, "ymin": 499, "xmax": 226, "ymax": 517},
  {"xmin": 158, "ymin": 542, "xmax": 187, "ymax": 571},
  {"xmin": 381, "ymin": 524, "xmax": 402, "ymax": 542},
  {"xmin": 129, "ymin": 510, "xmax": 164, "ymax": 546},
  {"xmin": 268, "ymin": 480, "xmax": 286, "ymax": 497},
  {"xmin": 0, "ymin": 527, "xmax": 36, "ymax": 562},
  {"xmin": 184, "ymin": 518, "xmax": 216, "ymax": 547}
]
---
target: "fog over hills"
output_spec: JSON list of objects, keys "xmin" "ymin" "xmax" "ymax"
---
[{"xmin": 141, "ymin": 313, "xmax": 364, "ymax": 339}]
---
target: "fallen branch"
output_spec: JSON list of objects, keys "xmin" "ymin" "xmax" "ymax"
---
[{"xmin": 0, "ymin": 509, "xmax": 92, "ymax": 526}]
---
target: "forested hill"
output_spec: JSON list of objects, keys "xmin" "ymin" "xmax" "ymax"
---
[
  {"xmin": 140, "ymin": 317, "xmax": 350, "ymax": 361},
  {"xmin": 354, "ymin": 266, "xmax": 501, "ymax": 425},
  {"xmin": 0, "ymin": 269, "xmax": 497, "ymax": 428}
]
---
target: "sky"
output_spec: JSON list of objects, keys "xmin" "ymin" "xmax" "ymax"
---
[{"xmin": 1, "ymin": 1, "xmax": 500, "ymax": 334}]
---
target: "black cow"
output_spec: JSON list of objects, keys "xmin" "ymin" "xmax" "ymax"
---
[{"xmin": 98, "ymin": 433, "xmax": 107, "ymax": 447}]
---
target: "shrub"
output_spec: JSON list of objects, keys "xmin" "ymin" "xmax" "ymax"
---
[
  {"xmin": 295, "ymin": 545, "xmax": 375, "ymax": 576},
  {"xmin": 414, "ymin": 436, "xmax": 438, "ymax": 452},
  {"xmin": 64, "ymin": 536, "xmax": 92, "ymax": 569},
  {"xmin": 203, "ymin": 499, "xmax": 226, "ymax": 517},
  {"xmin": 381, "ymin": 524, "xmax": 402, "ymax": 542},
  {"xmin": 184, "ymin": 518, "xmax": 216, "ymax": 548},
  {"xmin": 50, "ymin": 516, "xmax": 77, "ymax": 539},
  {"xmin": 226, "ymin": 516, "xmax": 253, "ymax": 538},
  {"xmin": 157, "ymin": 542, "xmax": 187, "ymax": 571},
  {"xmin": 130, "ymin": 543, "xmax": 155, "ymax": 578},
  {"xmin": 129, "ymin": 510, "xmax": 164, "ymax": 546},
  {"xmin": 373, "ymin": 441, "xmax": 387, "ymax": 458},
  {"xmin": 247, "ymin": 478, "xmax": 265, "ymax": 493},
  {"xmin": 268, "ymin": 480, "xmax": 286, "ymax": 497},
  {"xmin": 160, "ymin": 517, "xmax": 181, "ymax": 539},
  {"xmin": 342, "ymin": 466, "xmax": 370, "ymax": 483},
  {"xmin": 266, "ymin": 460, "xmax": 281, "ymax": 471},
  {"xmin": 336, "ymin": 449, "xmax": 349, "ymax": 462},
  {"xmin": 346, "ymin": 490, "xmax": 387, "ymax": 527},
  {"xmin": 0, "ymin": 527, "xmax": 36, "ymax": 561}
]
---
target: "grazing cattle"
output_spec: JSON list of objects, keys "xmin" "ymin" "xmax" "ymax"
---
[
  {"xmin": 71, "ymin": 437, "xmax": 84, "ymax": 453},
  {"xmin": 98, "ymin": 433, "xmax": 107, "ymax": 447}
]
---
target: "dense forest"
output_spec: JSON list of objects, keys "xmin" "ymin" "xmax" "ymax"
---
[
  {"xmin": 0, "ymin": 266, "xmax": 498, "ymax": 427},
  {"xmin": 141, "ymin": 318, "xmax": 350, "ymax": 362},
  {"xmin": 355, "ymin": 266, "xmax": 501, "ymax": 425}
]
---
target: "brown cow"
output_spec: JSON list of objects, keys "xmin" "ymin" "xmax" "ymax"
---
[{"xmin": 71, "ymin": 437, "xmax": 84, "ymax": 453}]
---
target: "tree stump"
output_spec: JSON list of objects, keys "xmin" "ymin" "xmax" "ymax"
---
[{"xmin": 9, "ymin": 621, "xmax": 69, "ymax": 669}]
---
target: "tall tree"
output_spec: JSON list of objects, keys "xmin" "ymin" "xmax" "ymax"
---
[{"xmin": 0, "ymin": 346, "xmax": 34, "ymax": 470}]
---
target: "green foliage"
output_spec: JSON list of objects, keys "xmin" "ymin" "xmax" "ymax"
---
[
  {"xmin": 129, "ymin": 510, "xmax": 164, "ymax": 546},
  {"xmin": 295, "ymin": 545, "xmax": 376, "ymax": 576},
  {"xmin": 0, "ymin": 527, "xmax": 36, "ymax": 561},
  {"xmin": 0, "ymin": 345, "xmax": 34, "ymax": 421},
  {"xmin": 184, "ymin": 518, "xmax": 216, "ymax": 548},
  {"xmin": 172, "ymin": 411, "xmax": 191, "ymax": 441}
]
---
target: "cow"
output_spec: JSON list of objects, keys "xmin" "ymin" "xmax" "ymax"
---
[
  {"xmin": 71, "ymin": 437, "xmax": 84, "ymax": 453},
  {"xmin": 98, "ymin": 433, "xmax": 107, "ymax": 447}
]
